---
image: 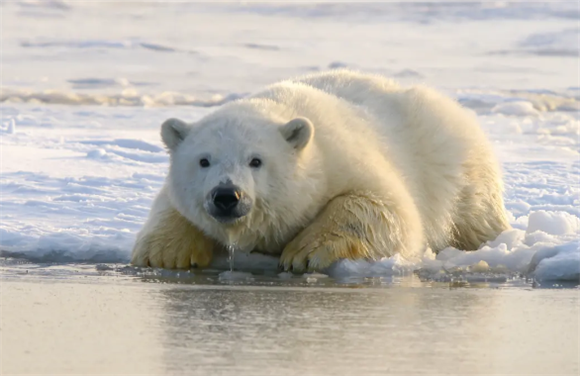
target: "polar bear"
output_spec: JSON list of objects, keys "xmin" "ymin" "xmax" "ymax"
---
[{"xmin": 131, "ymin": 70, "xmax": 510, "ymax": 272}]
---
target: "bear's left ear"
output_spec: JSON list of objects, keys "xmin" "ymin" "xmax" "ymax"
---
[
  {"xmin": 161, "ymin": 118, "xmax": 191, "ymax": 152},
  {"xmin": 279, "ymin": 117, "xmax": 314, "ymax": 151}
]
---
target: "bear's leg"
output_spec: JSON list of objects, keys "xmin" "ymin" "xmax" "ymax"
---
[
  {"xmin": 131, "ymin": 208, "xmax": 215, "ymax": 269},
  {"xmin": 279, "ymin": 191, "xmax": 424, "ymax": 273},
  {"xmin": 450, "ymin": 183, "xmax": 510, "ymax": 250}
]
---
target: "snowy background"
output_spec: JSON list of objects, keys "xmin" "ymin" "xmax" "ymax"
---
[{"xmin": 1, "ymin": 1, "xmax": 578, "ymax": 282}]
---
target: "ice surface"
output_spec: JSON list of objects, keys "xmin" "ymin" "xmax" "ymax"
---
[
  {"xmin": 1, "ymin": 2, "xmax": 578, "ymax": 284},
  {"xmin": 218, "ymin": 270, "xmax": 254, "ymax": 281}
]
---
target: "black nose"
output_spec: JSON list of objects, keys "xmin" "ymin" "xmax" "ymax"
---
[{"xmin": 212, "ymin": 187, "xmax": 241, "ymax": 212}]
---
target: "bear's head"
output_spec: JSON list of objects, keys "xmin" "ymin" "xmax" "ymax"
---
[{"xmin": 161, "ymin": 103, "xmax": 319, "ymax": 250}]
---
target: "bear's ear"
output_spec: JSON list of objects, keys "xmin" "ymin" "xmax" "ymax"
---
[
  {"xmin": 279, "ymin": 117, "xmax": 314, "ymax": 150},
  {"xmin": 161, "ymin": 118, "xmax": 190, "ymax": 152}
]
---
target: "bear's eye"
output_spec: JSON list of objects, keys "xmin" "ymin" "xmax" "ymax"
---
[
  {"xmin": 199, "ymin": 158, "xmax": 210, "ymax": 168},
  {"xmin": 249, "ymin": 158, "xmax": 262, "ymax": 168}
]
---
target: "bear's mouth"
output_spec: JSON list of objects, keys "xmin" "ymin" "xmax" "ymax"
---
[
  {"xmin": 205, "ymin": 201, "xmax": 252, "ymax": 225},
  {"xmin": 209, "ymin": 213, "xmax": 246, "ymax": 225}
]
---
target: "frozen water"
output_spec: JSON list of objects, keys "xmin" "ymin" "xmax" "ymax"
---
[
  {"xmin": 1, "ymin": 2, "xmax": 578, "ymax": 285},
  {"xmin": 218, "ymin": 270, "xmax": 254, "ymax": 281}
]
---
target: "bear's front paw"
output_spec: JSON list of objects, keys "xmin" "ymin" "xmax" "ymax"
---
[
  {"xmin": 280, "ymin": 231, "xmax": 369, "ymax": 273},
  {"xmin": 279, "ymin": 191, "xmax": 416, "ymax": 273},
  {"xmin": 131, "ymin": 210, "xmax": 215, "ymax": 269},
  {"xmin": 131, "ymin": 235, "xmax": 213, "ymax": 269}
]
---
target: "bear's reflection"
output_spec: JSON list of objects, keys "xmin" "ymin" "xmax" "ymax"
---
[{"xmin": 151, "ymin": 282, "xmax": 493, "ymax": 375}]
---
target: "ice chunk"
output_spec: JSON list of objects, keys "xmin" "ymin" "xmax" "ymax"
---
[
  {"xmin": 86, "ymin": 149, "xmax": 107, "ymax": 159},
  {"xmin": 492, "ymin": 101, "xmax": 539, "ymax": 116},
  {"xmin": 527, "ymin": 211, "xmax": 580, "ymax": 236},
  {"xmin": 528, "ymin": 241, "xmax": 580, "ymax": 281}
]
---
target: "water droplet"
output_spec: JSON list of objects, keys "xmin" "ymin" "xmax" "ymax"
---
[{"xmin": 227, "ymin": 244, "xmax": 235, "ymax": 271}]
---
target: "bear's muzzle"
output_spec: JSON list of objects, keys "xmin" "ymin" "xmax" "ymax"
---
[{"xmin": 207, "ymin": 184, "xmax": 252, "ymax": 223}]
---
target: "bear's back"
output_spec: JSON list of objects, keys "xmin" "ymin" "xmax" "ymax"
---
[
  {"xmin": 290, "ymin": 69, "xmax": 401, "ymax": 103},
  {"xmin": 285, "ymin": 70, "xmax": 416, "ymax": 140},
  {"xmin": 285, "ymin": 70, "xmax": 502, "ymax": 251}
]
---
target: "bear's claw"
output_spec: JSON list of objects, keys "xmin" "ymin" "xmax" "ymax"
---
[
  {"xmin": 280, "ymin": 232, "xmax": 369, "ymax": 273},
  {"xmin": 131, "ymin": 209, "xmax": 215, "ymax": 269},
  {"xmin": 279, "ymin": 192, "xmax": 397, "ymax": 273},
  {"xmin": 131, "ymin": 238, "xmax": 213, "ymax": 269}
]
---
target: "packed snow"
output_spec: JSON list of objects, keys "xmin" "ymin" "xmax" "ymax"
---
[{"xmin": 1, "ymin": 1, "xmax": 578, "ymax": 284}]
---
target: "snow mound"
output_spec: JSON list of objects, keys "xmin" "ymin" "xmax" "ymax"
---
[
  {"xmin": 527, "ymin": 210, "xmax": 580, "ymax": 235},
  {"xmin": 458, "ymin": 90, "xmax": 579, "ymax": 114},
  {"xmin": 492, "ymin": 101, "xmax": 540, "ymax": 116}
]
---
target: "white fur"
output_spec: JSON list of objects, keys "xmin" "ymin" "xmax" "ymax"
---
[{"xmin": 134, "ymin": 70, "xmax": 509, "ymax": 267}]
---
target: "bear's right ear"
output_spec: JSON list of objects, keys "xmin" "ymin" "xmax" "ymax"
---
[
  {"xmin": 161, "ymin": 118, "xmax": 190, "ymax": 152},
  {"xmin": 279, "ymin": 117, "xmax": 314, "ymax": 151}
]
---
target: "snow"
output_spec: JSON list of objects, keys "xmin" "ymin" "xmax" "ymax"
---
[
  {"xmin": 1, "ymin": 1, "xmax": 578, "ymax": 284},
  {"xmin": 492, "ymin": 101, "xmax": 540, "ymax": 117}
]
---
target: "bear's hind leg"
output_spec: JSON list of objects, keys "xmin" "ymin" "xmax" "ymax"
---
[
  {"xmin": 279, "ymin": 191, "xmax": 424, "ymax": 273},
  {"xmin": 450, "ymin": 189, "xmax": 510, "ymax": 251},
  {"xmin": 131, "ymin": 208, "xmax": 215, "ymax": 269},
  {"xmin": 449, "ymin": 166, "xmax": 511, "ymax": 251}
]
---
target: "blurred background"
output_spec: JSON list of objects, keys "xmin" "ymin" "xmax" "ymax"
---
[{"xmin": 2, "ymin": 1, "xmax": 577, "ymax": 106}]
